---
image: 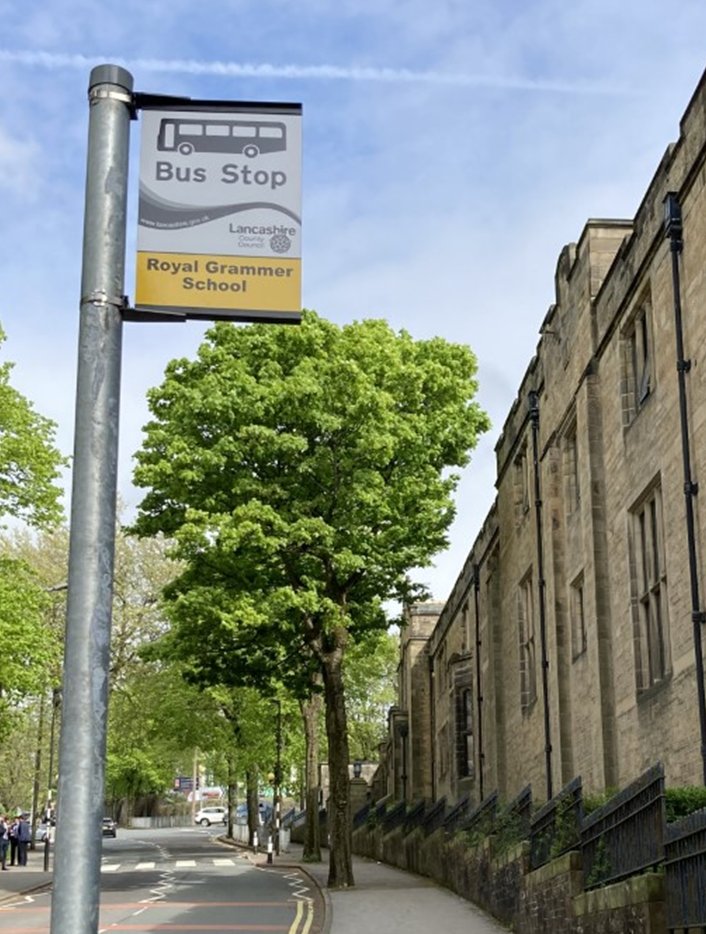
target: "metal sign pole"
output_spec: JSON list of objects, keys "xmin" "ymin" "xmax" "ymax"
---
[{"xmin": 49, "ymin": 64, "xmax": 133, "ymax": 934}]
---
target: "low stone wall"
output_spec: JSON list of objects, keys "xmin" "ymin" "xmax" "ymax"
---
[
  {"xmin": 520, "ymin": 851, "xmax": 583, "ymax": 933},
  {"xmin": 572, "ymin": 873, "xmax": 665, "ymax": 934},
  {"xmin": 352, "ymin": 824, "xmax": 666, "ymax": 933}
]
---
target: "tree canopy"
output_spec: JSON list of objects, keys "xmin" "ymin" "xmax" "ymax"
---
[
  {"xmin": 0, "ymin": 326, "xmax": 66, "ymax": 733},
  {"xmin": 0, "ymin": 326, "xmax": 65, "ymax": 529},
  {"xmin": 132, "ymin": 310, "xmax": 490, "ymax": 885}
]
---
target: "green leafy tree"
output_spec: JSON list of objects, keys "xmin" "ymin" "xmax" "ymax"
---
[
  {"xmin": 110, "ymin": 525, "xmax": 181, "ymax": 688},
  {"xmin": 132, "ymin": 311, "xmax": 490, "ymax": 886},
  {"xmin": 0, "ymin": 326, "xmax": 65, "ymax": 733},
  {"xmin": 0, "ymin": 557, "xmax": 59, "ymax": 736},
  {"xmin": 106, "ymin": 663, "xmax": 226, "ymax": 819},
  {"xmin": 0, "ymin": 325, "xmax": 65, "ymax": 529},
  {"xmin": 345, "ymin": 630, "xmax": 398, "ymax": 761}
]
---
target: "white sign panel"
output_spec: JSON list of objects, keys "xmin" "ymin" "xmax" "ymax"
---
[{"xmin": 135, "ymin": 101, "xmax": 302, "ymax": 322}]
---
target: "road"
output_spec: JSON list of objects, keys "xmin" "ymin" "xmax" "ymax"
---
[{"xmin": 0, "ymin": 825, "xmax": 322, "ymax": 934}]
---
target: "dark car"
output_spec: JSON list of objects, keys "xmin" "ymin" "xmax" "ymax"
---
[{"xmin": 102, "ymin": 817, "xmax": 117, "ymax": 837}]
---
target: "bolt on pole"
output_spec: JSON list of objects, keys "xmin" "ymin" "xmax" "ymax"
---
[{"xmin": 49, "ymin": 64, "xmax": 133, "ymax": 934}]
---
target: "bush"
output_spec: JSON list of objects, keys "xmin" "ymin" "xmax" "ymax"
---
[
  {"xmin": 665, "ymin": 786, "xmax": 706, "ymax": 822},
  {"xmin": 583, "ymin": 787, "xmax": 619, "ymax": 816}
]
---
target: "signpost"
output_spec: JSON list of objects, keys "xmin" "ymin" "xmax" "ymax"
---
[
  {"xmin": 50, "ymin": 68, "xmax": 302, "ymax": 934},
  {"xmin": 134, "ymin": 100, "xmax": 302, "ymax": 322}
]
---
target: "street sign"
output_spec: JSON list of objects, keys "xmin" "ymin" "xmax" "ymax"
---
[{"xmin": 135, "ymin": 100, "xmax": 302, "ymax": 323}]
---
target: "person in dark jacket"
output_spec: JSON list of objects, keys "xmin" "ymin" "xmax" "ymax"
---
[
  {"xmin": 16, "ymin": 814, "xmax": 31, "ymax": 866},
  {"xmin": 8, "ymin": 818, "xmax": 18, "ymax": 866},
  {"xmin": 0, "ymin": 816, "xmax": 9, "ymax": 869}
]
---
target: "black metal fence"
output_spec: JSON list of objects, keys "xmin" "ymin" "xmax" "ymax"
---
[
  {"xmin": 422, "ymin": 796, "xmax": 447, "ymax": 836},
  {"xmin": 403, "ymin": 799, "xmax": 426, "ymax": 835},
  {"xmin": 382, "ymin": 800, "xmax": 407, "ymax": 834},
  {"xmin": 352, "ymin": 803, "xmax": 370, "ymax": 830},
  {"xmin": 458, "ymin": 790, "xmax": 498, "ymax": 837},
  {"xmin": 355, "ymin": 759, "xmax": 706, "ymax": 929},
  {"xmin": 664, "ymin": 805, "xmax": 706, "ymax": 931},
  {"xmin": 581, "ymin": 762, "xmax": 665, "ymax": 890},
  {"xmin": 442, "ymin": 795, "xmax": 470, "ymax": 835},
  {"xmin": 503, "ymin": 784, "xmax": 533, "ymax": 842},
  {"xmin": 530, "ymin": 776, "xmax": 582, "ymax": 871}
]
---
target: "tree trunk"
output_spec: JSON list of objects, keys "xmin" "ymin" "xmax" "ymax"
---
[
  {"xmin": 322, "ymin": 628, "xmax": 354, "ymax": 887},
  {"xmin": 301, "ymin": 687, "xmax": 322, "ymax": 862}
]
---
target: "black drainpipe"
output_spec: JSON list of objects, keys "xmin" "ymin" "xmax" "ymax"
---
[
  {"xmin": 473, "ymin": 563, "xmax": 484, "ymax": 801},
  {"xmin": 529, "ymin": 390, "xmax": 553, "ymax": 800},
  {"xmin": 664, "ymin": 192, "xmax": 706, "ymax": 784},
  {"xmin": 428, "ymin": 654, "xmax": 436, "ymax": 801}
]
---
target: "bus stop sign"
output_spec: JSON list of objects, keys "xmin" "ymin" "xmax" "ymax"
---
[{"xmin": 134, "ymin": 98, "xmax": 302, "ymax": 323}]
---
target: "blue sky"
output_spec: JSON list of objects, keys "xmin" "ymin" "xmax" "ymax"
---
[{"xmin": 2, "ymin": 1, "xmax": 706, "ymax": 602}]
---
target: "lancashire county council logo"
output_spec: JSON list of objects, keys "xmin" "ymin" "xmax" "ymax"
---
[{"xmin": 270, "ymin": 233, "xmax": 292, "ymax": 254}]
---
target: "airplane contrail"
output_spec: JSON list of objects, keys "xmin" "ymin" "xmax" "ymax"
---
[{"xmin": 0, "ymin": 49, "xmax": 635, "ymax": 96}]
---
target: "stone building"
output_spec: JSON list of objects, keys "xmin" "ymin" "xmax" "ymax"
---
[{"xmin": 378, "ymin": 66, "xmax": 706, "ymax": 811}]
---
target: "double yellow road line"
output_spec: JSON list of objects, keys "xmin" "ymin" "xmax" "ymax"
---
[{"xmin": 289, "ymin": 895, "xmax": 315, "ymax": 934}]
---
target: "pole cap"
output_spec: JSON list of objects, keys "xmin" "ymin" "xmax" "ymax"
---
[{"xmin": 88, "ymin": 64, "xmax": 134, "ymax": 94}]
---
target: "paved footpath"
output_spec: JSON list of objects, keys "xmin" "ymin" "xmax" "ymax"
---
[
  {"xmin": 273, "ymin": 844, "xmax": 509, "ymax": 934},
  {"xmin": 0, "ymin": 843, "xmax": 509, "ymax": 933}
]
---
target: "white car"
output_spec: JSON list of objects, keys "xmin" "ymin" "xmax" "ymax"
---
[{"xmin": 194, "ymin": 806, "xmax": 227, "ymax": 826}]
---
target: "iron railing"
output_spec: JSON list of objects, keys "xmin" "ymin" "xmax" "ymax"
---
[
  {"xmin": 382, "ymin": 800, "xmax": 407, "ymax": 834},
  {"xmin": 530, "ymin": 776, "xmax": 582, "ymax": 870},
  {"xmin": 498, "ymin": 784, "xmax": 532, "ymax": 849},
  {"xmin": 443, "ymin": 795, "xmax": 470, "ymax": 835},
  {"xmin": 352, "ymin": 803, "xmax": 371, "ymax": 830},
  {"xmin": 665, "ymin": 806, "xmax": 706, "ymax": 931},
  {"xmin": 403, "ymin": 799, "xmax": 426, "ymax": 835},
  {"xmin": 422, "ymin": 796, "xmax": 447, "ymax": 836},
  {"xmin": 581, "ymin": 762, "xmax": 665, "ymax": 890},
  {"xmin": 458, "ymin": 790, "xmax": 498, "ymax": 838}
]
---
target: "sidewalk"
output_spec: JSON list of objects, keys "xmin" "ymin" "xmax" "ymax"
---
[
  {"xmin": 0, "ymin": 854, "xmax": 52, "ymax": 903},
  {"xmin": 0, "ymin": 843, "xmax": 510, "ymax": 933},
  {"xmin": 266, "ymin": 843, "xmax": 509, "ymax": 934}
]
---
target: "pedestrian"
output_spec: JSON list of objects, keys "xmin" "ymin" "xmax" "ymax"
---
[
  {"xmin": 8, "ymin": 818, "xmax": 18, "ymax": 866},
  {"xmin": 0, "ymin": 816, "xmax": 8, "ymax": 870},
  {"xmin": 16, "ymin": 813, "xmax": 30, "ymax": 866}
]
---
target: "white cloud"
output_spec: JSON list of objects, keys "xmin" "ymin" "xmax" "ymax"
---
[
  {"xmin": 0, "ymin": 126, "xmax": 39, "ymax": 198},
  {"xmin": 2, "ymin": 0, "xmax": 706, "ymax": 600}
]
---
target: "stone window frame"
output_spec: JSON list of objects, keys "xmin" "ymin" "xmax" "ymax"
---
[
  {"xmin": 621, "ymin": 293, "xmax": 654, "ymax": 427},
  {"xmin": 455, "ymin": 685, "xmax": 474, "ymax": 780},
  {"xmin": 438, "ymin": 721, "xmax": 450, "ymax": 780},
  {"xmin": 461, "ymin": 600, "xmax": 471, "ymax": 654},
  {"xmin": 570, "ymin": 570, "xmax": 587, "ymax": 661},
  {"xmin": 436, "ymin": 643, "xmax": 447, "ymax": 699},
  {"xmin": 517, "ymin": 570, "xmax": 537, "ymax": 713},
  {"xmin": 514, "ymin": 439, "xmax": 532, "ymax": 524},
  {"xmin": 562, "ymin": 417, "xmax": 581, "ymax": 517},
  {"xmin": 628, "ymin": 480, "xmax": 671, "ymax": 693}
]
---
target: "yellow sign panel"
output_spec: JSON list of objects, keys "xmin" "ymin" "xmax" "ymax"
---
[{"xmin": 135, "ymin": 252, "xmax": 301, "ymax": 317}]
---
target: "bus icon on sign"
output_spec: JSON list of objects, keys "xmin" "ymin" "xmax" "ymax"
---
[{"xmin": 157, "ymin": 118, "xmax": 287, "ymax": 158}]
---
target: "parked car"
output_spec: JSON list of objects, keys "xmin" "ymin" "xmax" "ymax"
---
[
  {"xmin": 102, "ymin": 817, "xmax": 117, "ymax": 837},
  {"xmin": 194, "ymin": 806, "xmax": 227, "ymax": 826}
]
